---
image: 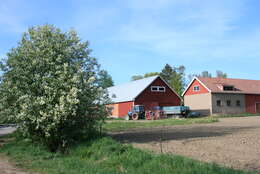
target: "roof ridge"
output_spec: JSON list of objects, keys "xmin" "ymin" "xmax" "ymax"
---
[{"xmin": 198, "ymin": 77, "xmax": 260, "ymax": 82}]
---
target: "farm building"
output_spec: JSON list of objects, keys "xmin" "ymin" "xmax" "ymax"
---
[
  {"xmin": 107, "ymin": 76, "xmax": 181, "ymax": 117},
  {"xmin": 183, "ymin": 77, "xmax": 260, "ymax": 115}
]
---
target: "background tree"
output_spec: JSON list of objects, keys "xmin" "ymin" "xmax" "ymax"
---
[
  {"xmin": 160, "ymin": 64, "xmax": 186, "ymax": 96},
  {"xmin": 188, "ymin": 70, "xmax": 227, "ymax": 84},
  {"xmin": 160, "ymin": 64, "xmax": 173, "ymax": 83},
  {"xmin": 216, "ymin": 70, "xmax": 227, "ymax": 78},
  {"xmin": 131, "ymin": 75, "xmax": 143, "ymax": 81},
  {"xmin": 131, "ymin": 72, "xmax": 160, "ymax": 81},
  {"xmin": 0, "ymin": 25, "xmax": 109, "ymax": 152},
  {"xmin": 187, "ymin": 74, "xmax": 197, "ymax": 82},
  {"xmin": 188, "ymin": 71, "xmax": 212, "ymax": 80},
  {"xmin": 201, "ymin": 71, "xmax": 212, "ymax": 78},
  {"xmin": 97, "ymin": 70, "xmax": 114, "ymax": 88},
  {"xmin": 130, "ymin": 64, "xmax": 186, "ymax": 96},
  {"xmin": 143, "ymin": 72, "xmax": 160, "ymax": 78}
]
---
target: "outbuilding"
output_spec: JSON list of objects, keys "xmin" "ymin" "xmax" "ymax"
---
[
  {"xmin": 107, "ymin": 76, "xmax": 181, "ymax": 117},
  {"xmin": 182, "ymin": 77, "xmax": 260, "ymax": 115}
]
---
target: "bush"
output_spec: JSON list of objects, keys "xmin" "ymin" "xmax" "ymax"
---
[{"xmin": 0, "ymin": 25, "xmax": 109, "ymax": 152}]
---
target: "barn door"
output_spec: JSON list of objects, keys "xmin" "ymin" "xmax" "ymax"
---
[{"xmin": 256, "ymin": 103, "xmax": 260, "ymax": 113}]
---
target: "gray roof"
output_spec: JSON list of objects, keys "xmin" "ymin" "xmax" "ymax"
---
[{"xmin": 107, "ymin": 76, "xmax": 159, "ymax": 103}]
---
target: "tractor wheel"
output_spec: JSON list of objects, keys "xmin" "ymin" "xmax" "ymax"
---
[{"xmin": 132, "ymin": 113, "xmax": 139, "ymax": 120}]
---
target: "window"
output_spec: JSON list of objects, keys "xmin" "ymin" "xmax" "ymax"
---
[
  {"xmin": 223, "ymin": 85, "xmax": 234, "ymax": 91},
  {"xmin": 236, "ymin": 100, "xmax": 241, "ymax": 107},
  {"xmin": 226, "ymin": 100, "xmax": 231, "ymax": 107},
  {"xmin": 193, "ymin": 86, "xmax": 200, "ymax": 91},
  {"xmin": 151, "ymin": 87, "xmax": 158, "ymax": 91},
  {"xmin": 151, "ymin": 86, "xmax": 165, "ymax": 92},
  {"xmin": 217, "ymin": 100, "xmax": 221, "ymax": 107},
  {"xmin": 158, "ymin": 87, "xmax": 165, "ymax": 91}
]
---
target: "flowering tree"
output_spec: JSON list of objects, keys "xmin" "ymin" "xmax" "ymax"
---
[{"xmin": 0, "ymin": 25, "xmax": 109, "ymax": 151}]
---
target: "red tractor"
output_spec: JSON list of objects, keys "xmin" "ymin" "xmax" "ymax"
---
[
  {"xmin": 145, "ymin": 106, "xmax": 164, "ymax": 120},
  {"xmin": 127, "ymin": 105, "xmax": 165, "ymax": 120}
]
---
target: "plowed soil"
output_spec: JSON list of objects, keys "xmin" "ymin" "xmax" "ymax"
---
[{"xmin": 111, "ymin": 117, "xmax": 260, "ymax": 172}]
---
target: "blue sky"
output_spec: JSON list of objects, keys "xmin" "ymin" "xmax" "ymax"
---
[{"xmin": 1, "ymin": 0, "xmax": 260, "ymax": 84}]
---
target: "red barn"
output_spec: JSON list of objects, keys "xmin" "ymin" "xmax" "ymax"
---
[
  {"xmin": 183, "ymin": 77, "xmax": 260, "ymax": 115},
  {"xmin": 107, "ymin": 76, "xmax": 181, "ymax": 117}
]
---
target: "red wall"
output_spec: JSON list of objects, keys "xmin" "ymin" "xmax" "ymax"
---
[
  {"xmin": 118, "ymin": 101, "xmax": 134, "ymax": 117},
  {"xmin": 184, "ymin": 79, "xmax": 209, "ymax": 96},
  {"xmin": 245, "ymin": 94, "xmax": 260, "ymax": 114},
  {"xmin": 135, "ymin": 77, "xmax": 181, "ymax": 110}
]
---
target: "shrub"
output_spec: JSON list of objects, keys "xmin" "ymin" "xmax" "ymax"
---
[{"xmin": 0, "ymin": 25, "xmax": 109, "ymax": 151}]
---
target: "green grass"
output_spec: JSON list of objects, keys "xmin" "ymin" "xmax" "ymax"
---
[
  {"xmin": 0, "ymin": 133, "xmax": 256, "ymax": 174},
  {"xmin": 106, "ymin": 117, "xmax": 125, "ymax": 121},
  {"xmin": 104, "ymin": 117, "xmax": 218, "ymax": 132},
  {"xmin": 215, "ymin": 113, "xmax": 260, "ymax": 118}
]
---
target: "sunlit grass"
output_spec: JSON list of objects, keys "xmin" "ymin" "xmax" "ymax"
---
[{"xmin": 104, "ymin": 117, "xmax": 218, "ymax": 132}]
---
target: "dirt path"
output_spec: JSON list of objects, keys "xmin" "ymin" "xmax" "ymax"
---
[
  {"xmin": 0, "ymin": 156, "xmax": 29, "ymax": 174},
  {"xmin": 0, "ymin": 126, "xmax": 31, "ymax": 174},
  {"xmin": 111, "ymin": 116, "xmax": 260, "ymax": 172}
]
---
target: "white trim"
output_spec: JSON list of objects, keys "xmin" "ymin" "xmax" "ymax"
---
[
  {"xmin": 151, "ymin": 86, "xmax": 158, "ymax": 92},
  {"xmin": 151, "ymin": 86, "xmax": 166, "ymax": 92},
  {"xmin": 182, "ymin": 77, "xmax": 196, "ymax": 96},
  {"xmin": 133, "ymin": 76, "xmax": 182, "ymax": 101},
  {"xmin": 182, "ymin": 77, "xmax": 211, "ymax": 96}
]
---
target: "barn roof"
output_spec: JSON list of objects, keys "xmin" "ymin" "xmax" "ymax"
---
[
  {"xmin": 107, "ymin": 76, "xmax": 159, "ymax": 103},
  {"xmin": 183, "ymin": 77, "xmax": 260, "ymax": 96}
]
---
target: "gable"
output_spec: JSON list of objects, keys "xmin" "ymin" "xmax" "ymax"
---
[
  {"xmin": 183, "ymin": 78, "xmax": 210, "ymax": 96},
  {"xmin": 135, "ymin": 77, "xmax": 181, "ymax": 103}
]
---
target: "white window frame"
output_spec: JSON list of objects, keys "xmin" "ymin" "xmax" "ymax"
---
[
  {"xmin": 193, "ymin": 85, "xmax": 200, "ymax": 91},
  {"xmin": 151, "ymin": 86, "xmax": 166, "ymax": 92},
  {"xmin": 151, "ymin": 86, "xmax": 159, "ymax": 92}
]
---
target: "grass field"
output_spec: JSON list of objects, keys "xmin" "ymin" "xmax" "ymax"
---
[
  {"xmin": 104, "ymin": 117, "xmax": 218, "ymax": 132},
  {"xmin": 0, "ymin": 133, "xmax": 255, "ymax": 174},
  {"xmin": 215, "ymin": 113, "xmax": 260, "ymax": 118}
]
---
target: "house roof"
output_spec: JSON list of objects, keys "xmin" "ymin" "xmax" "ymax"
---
[
  {"xmin": 107, "ymin": 76, "xmax": 159, "ymax": 103},
  {"xmin": 183, "ymin": 77, "xmax": 260, "ymax": 95}
]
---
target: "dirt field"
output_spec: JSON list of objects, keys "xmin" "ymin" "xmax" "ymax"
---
[{"xmin": 111, "ymin": 116, "xmax": 260, "ymax": 172}]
